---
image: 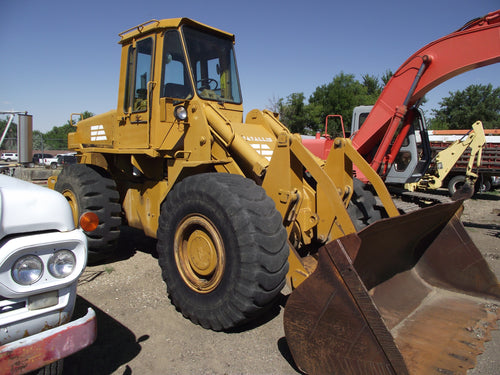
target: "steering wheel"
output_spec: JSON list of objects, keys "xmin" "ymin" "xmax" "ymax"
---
[{"xmin": 196, "ymin": 78, "xmax": 219, "ymax": 91}]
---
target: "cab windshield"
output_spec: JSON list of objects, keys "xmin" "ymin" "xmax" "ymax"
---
[{"xmin": 182, "ymin": 26, "xmax": 242, "ymax": 104}]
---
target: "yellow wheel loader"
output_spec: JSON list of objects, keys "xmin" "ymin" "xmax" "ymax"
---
[{"xmin": 51, "ymin": 17, "xmax": 500, "ymax": 374}]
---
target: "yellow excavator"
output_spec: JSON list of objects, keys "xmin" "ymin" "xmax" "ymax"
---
[{"xmin": 50, "ymin": 12, "xmax": 500, "ymax": 374}]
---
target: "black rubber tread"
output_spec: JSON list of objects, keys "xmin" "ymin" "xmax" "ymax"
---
[
  {"xmin": 376, "ymin": 196, "xmax": 421, "ymax": 214},
  {"xmin": 479, "ymin": 178, "xmax": 492, "ymax": 192},
  {"xmin": 387, "ymin": 186, "xmax": 452, "ymax": 211},
  {"xmin": 448, "ymin": 175, "xmax": 467, "ymax": 196},
  {"xmin": 54, "ymin": 164, "xmax": 121, "ymax": 261},
  {"xmin": 31, "ymin": 359, "xmax": 63, "ymax": 375},
  {"xmin": 347, "ymin": 178, "xmax": 382, "ymax": 230},
  {"xmin": 156, "ymin": 173, "xmax": 289, "ymax": 331}
]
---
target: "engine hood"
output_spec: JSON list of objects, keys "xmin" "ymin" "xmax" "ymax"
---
[{"xmin": 0, "ymin": 175, "xmax": 75, "ymax": 239}]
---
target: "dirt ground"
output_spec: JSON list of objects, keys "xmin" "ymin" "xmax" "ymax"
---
[{"xmin": 64, "ymin": 192, "xmax": 500, "ymax": 375}]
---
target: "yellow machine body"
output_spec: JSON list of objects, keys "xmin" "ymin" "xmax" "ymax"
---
[{"xmin": 58, "ymin": 18, "xmax": 499, "ymax": 374}]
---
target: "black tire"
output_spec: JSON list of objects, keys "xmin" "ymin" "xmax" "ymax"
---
[
  {"xmin": 50, "ymin": 162, "xmax": 58, "ymax": 170},
  {"xmin": 347, "ymin": 178, "xmax": 381, "ymax": 231},
  {"xmin": 30, "ymin": 359, "xmax": 63, "ymax": 375},
  {"xmin": 157, "ymin": 173, "xmax": 288, "ymax": 331},
  {"xmin": 477, "ymin": 177, "xmax": 491, "ymax": 193},
  {"xmin": 448, "ymin": 175, "xmax": 467, "ymax": 196},
  {"xmin": 54, "ymin": 164, "xmax": 121, "ymax": 261}
]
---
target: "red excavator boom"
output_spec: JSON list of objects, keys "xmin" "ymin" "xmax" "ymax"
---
[{"xmin": 351, "ymin": 9, "xmax": 500, "ymax": 175}]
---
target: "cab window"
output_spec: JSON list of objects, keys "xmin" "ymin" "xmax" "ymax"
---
[
  {"xmin": 183, "ymin": 26, "xmax": 242, "ymax": 104},
  {"xmin": 161, "ymin": 31, "xmax": 193, "ymax": 100},
  {"xmin": 124, "ymin": 37, "xmax": 154, "ymax": 113}
]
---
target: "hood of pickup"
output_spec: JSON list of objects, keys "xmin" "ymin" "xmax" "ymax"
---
[{"xmin": 0, "ymin": 175, "xmax": 75, "ymax": 239}]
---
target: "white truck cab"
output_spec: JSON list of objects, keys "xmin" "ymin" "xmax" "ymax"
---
[{"xmin": 0, "ymin": 175, "xmax": 96, "ymax": 375}]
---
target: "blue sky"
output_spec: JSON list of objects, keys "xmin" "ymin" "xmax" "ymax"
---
[{"xmin": 1, "ymin": 0, "xmax": 499, "ymax": 132}]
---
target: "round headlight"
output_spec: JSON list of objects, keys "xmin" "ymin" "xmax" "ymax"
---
[
  {"xmin": 174, "ymin": 105, "xmax": 188, "ymax": 121},
  {"xmin": 12, "ymin": 255, "xmax": 43, "ymax": 285},
  {"xmin": 48, "ymin": 250, "xmax": 76, "ymax": 278}
]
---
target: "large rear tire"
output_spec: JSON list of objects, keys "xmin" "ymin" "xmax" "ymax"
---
[
  {"xmin": 54, "ymin": 164, "xmax": 121, "ymax": 262},
  {"xmin": 157, "ymin": 173, "xmax": 288, "ymax": 331}
]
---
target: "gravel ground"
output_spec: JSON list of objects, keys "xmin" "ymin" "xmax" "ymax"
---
[{"xmin": 64, "ymin": 192, "xmax": 500, "ymax": 375}]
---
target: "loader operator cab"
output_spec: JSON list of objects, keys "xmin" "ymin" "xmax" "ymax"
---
[
  {"xmin": 162, "ymin": 30, "xmax": 194, "ymax": 100},
  {"xmin": 161, "ymin": 25, "xmax": 242, "ymax": 104},
  {"xmin": 125, "ymin": 37, "xmax": 154, "ymax": 113}
]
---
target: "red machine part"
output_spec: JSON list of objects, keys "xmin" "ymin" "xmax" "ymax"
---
[
  {"xmin": 348, "ymin": 10, "xmax": 500, "ymax": 175},
  {"xmin": 302, "ymin": 114, "xmax": 345, "ymax": 159},
  {"xmin": 0, "ymin": 309, "xmax": 96, "ymax": 375}
]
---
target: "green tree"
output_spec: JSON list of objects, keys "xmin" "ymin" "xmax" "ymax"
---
[
  {"xmin": 307, "ymin": 72, "xmax": 382, "ymax": 134},
  {"xmin": 381, "ymin": 70, "xmax": 393, "ymax": 86},
  {"xmin": 362, "ymin": 74, "xmax": 384, "ymax": 97},
  {"xmin": 43, "ymin": 111, "xmax": 94, "ymax": 149},
  {"xmin": 429, "ymin": 84, "xmax": 500, "ymax": 129},
  {"xmin": 276, "ymin": 72, "xmax": 390, "ymax": 135},
  {"xmin": 278, "ymin": 93, "xmax": 309, "ymax": 134},
  {"xmin": 44, "ymin": 124, "xmax": 75, "ymax": 149},
  {"xmin": 0, "ymin": 117, "xmax": 18, "ymax": 150},
  {"xmin": 32, "ymin": 130, "xmax": 44, "ymax": 150}
]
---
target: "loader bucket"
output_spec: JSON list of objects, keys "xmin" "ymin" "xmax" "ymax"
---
[{"xmin": 284, "ymin": 199, "xmax": 500, "ymax": 375}]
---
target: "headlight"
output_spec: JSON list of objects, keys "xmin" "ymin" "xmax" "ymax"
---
[
  {"xmin": 48, "ymin": 250, "xmax": 76, "ymax": 278},
  {"xmin": 174, "ymin": 105, "xmax": 188, "ymax": 121},
  {"xmin": 12, "ymin": 255, "xmax": 43, "ymax": 285}
]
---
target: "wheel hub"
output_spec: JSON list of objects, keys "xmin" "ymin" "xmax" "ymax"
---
[
  {"xmin": 174, "ymin": 215, "xmax": 225, "ymax": 293},
  {"xmin": 186, "ymin": 229, "xmax": 218, "ymax": 276}
]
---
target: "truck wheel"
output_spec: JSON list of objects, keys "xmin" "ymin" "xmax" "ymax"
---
[
  {"xmin": 477, "ymin": 178, "xmax": 491, "ymax": 192},
  {"xmin": 448, "ymin": 175, "xmax": 467, "ymax": 196},
  {"xmin": 54, "ymin": 164, "xmax": 121, "ymax": 262},
  {"xmin": 347, "ymin": 178, "xmax": 381, "ymax": 230},
  {"xmin": 157, "ymin": 173, "xmax": 288, "ymax": 331},
  {"xmin": 50, "ymin": 162, "xmax": 58, "ymax": 169}
]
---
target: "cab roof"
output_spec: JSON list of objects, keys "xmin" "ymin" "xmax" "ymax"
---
[{"xmin": 118, "ymin": 18, "xmax": 235, "ymax": 44}]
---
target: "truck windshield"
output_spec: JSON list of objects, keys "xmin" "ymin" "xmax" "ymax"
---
[{"xmin": 182, "ymin": 26, "xmax": 242, "ymax": 104}]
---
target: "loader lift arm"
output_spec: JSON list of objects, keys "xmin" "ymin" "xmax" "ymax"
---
[
  {"xmin": 54, "ymin": 14, "xmax": 500, "ymax": 375},
  {"xmin": 351, "ymin": 10, "xmax": 500, "ymax": 176}
]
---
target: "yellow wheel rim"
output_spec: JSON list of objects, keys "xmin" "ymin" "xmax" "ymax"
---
[
  {"xmin": 174, "ymin": 214, "xmax": 225, "ymax": 293},
  {"xmin": 62, "ymin": 189, "xmax": 80, "ymax": 227}
]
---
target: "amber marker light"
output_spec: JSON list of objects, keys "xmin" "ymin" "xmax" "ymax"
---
[{"xmin": 79, "ymin": 212, "xmax": 99, "ymax": 232}]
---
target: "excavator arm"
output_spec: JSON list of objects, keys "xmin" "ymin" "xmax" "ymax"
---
[
  {"xmin": 351, "ymin": 10, "xmax": 500, "ymax": 175},
  {"xmin": 406, "ymin": 121, "xmax": 487, "ymax": 191}
]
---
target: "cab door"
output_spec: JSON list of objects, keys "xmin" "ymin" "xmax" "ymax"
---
[
  {"xmin": 155, "ymin": 30, "xmax": 194, "ymax": 150},
  {"xmin": 119, "ymin": 37, "xmax": 154, "ymax": 149},
  {"xmin": 385, "ymin": 109, "xmax": 432, "ymax": 184}
]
